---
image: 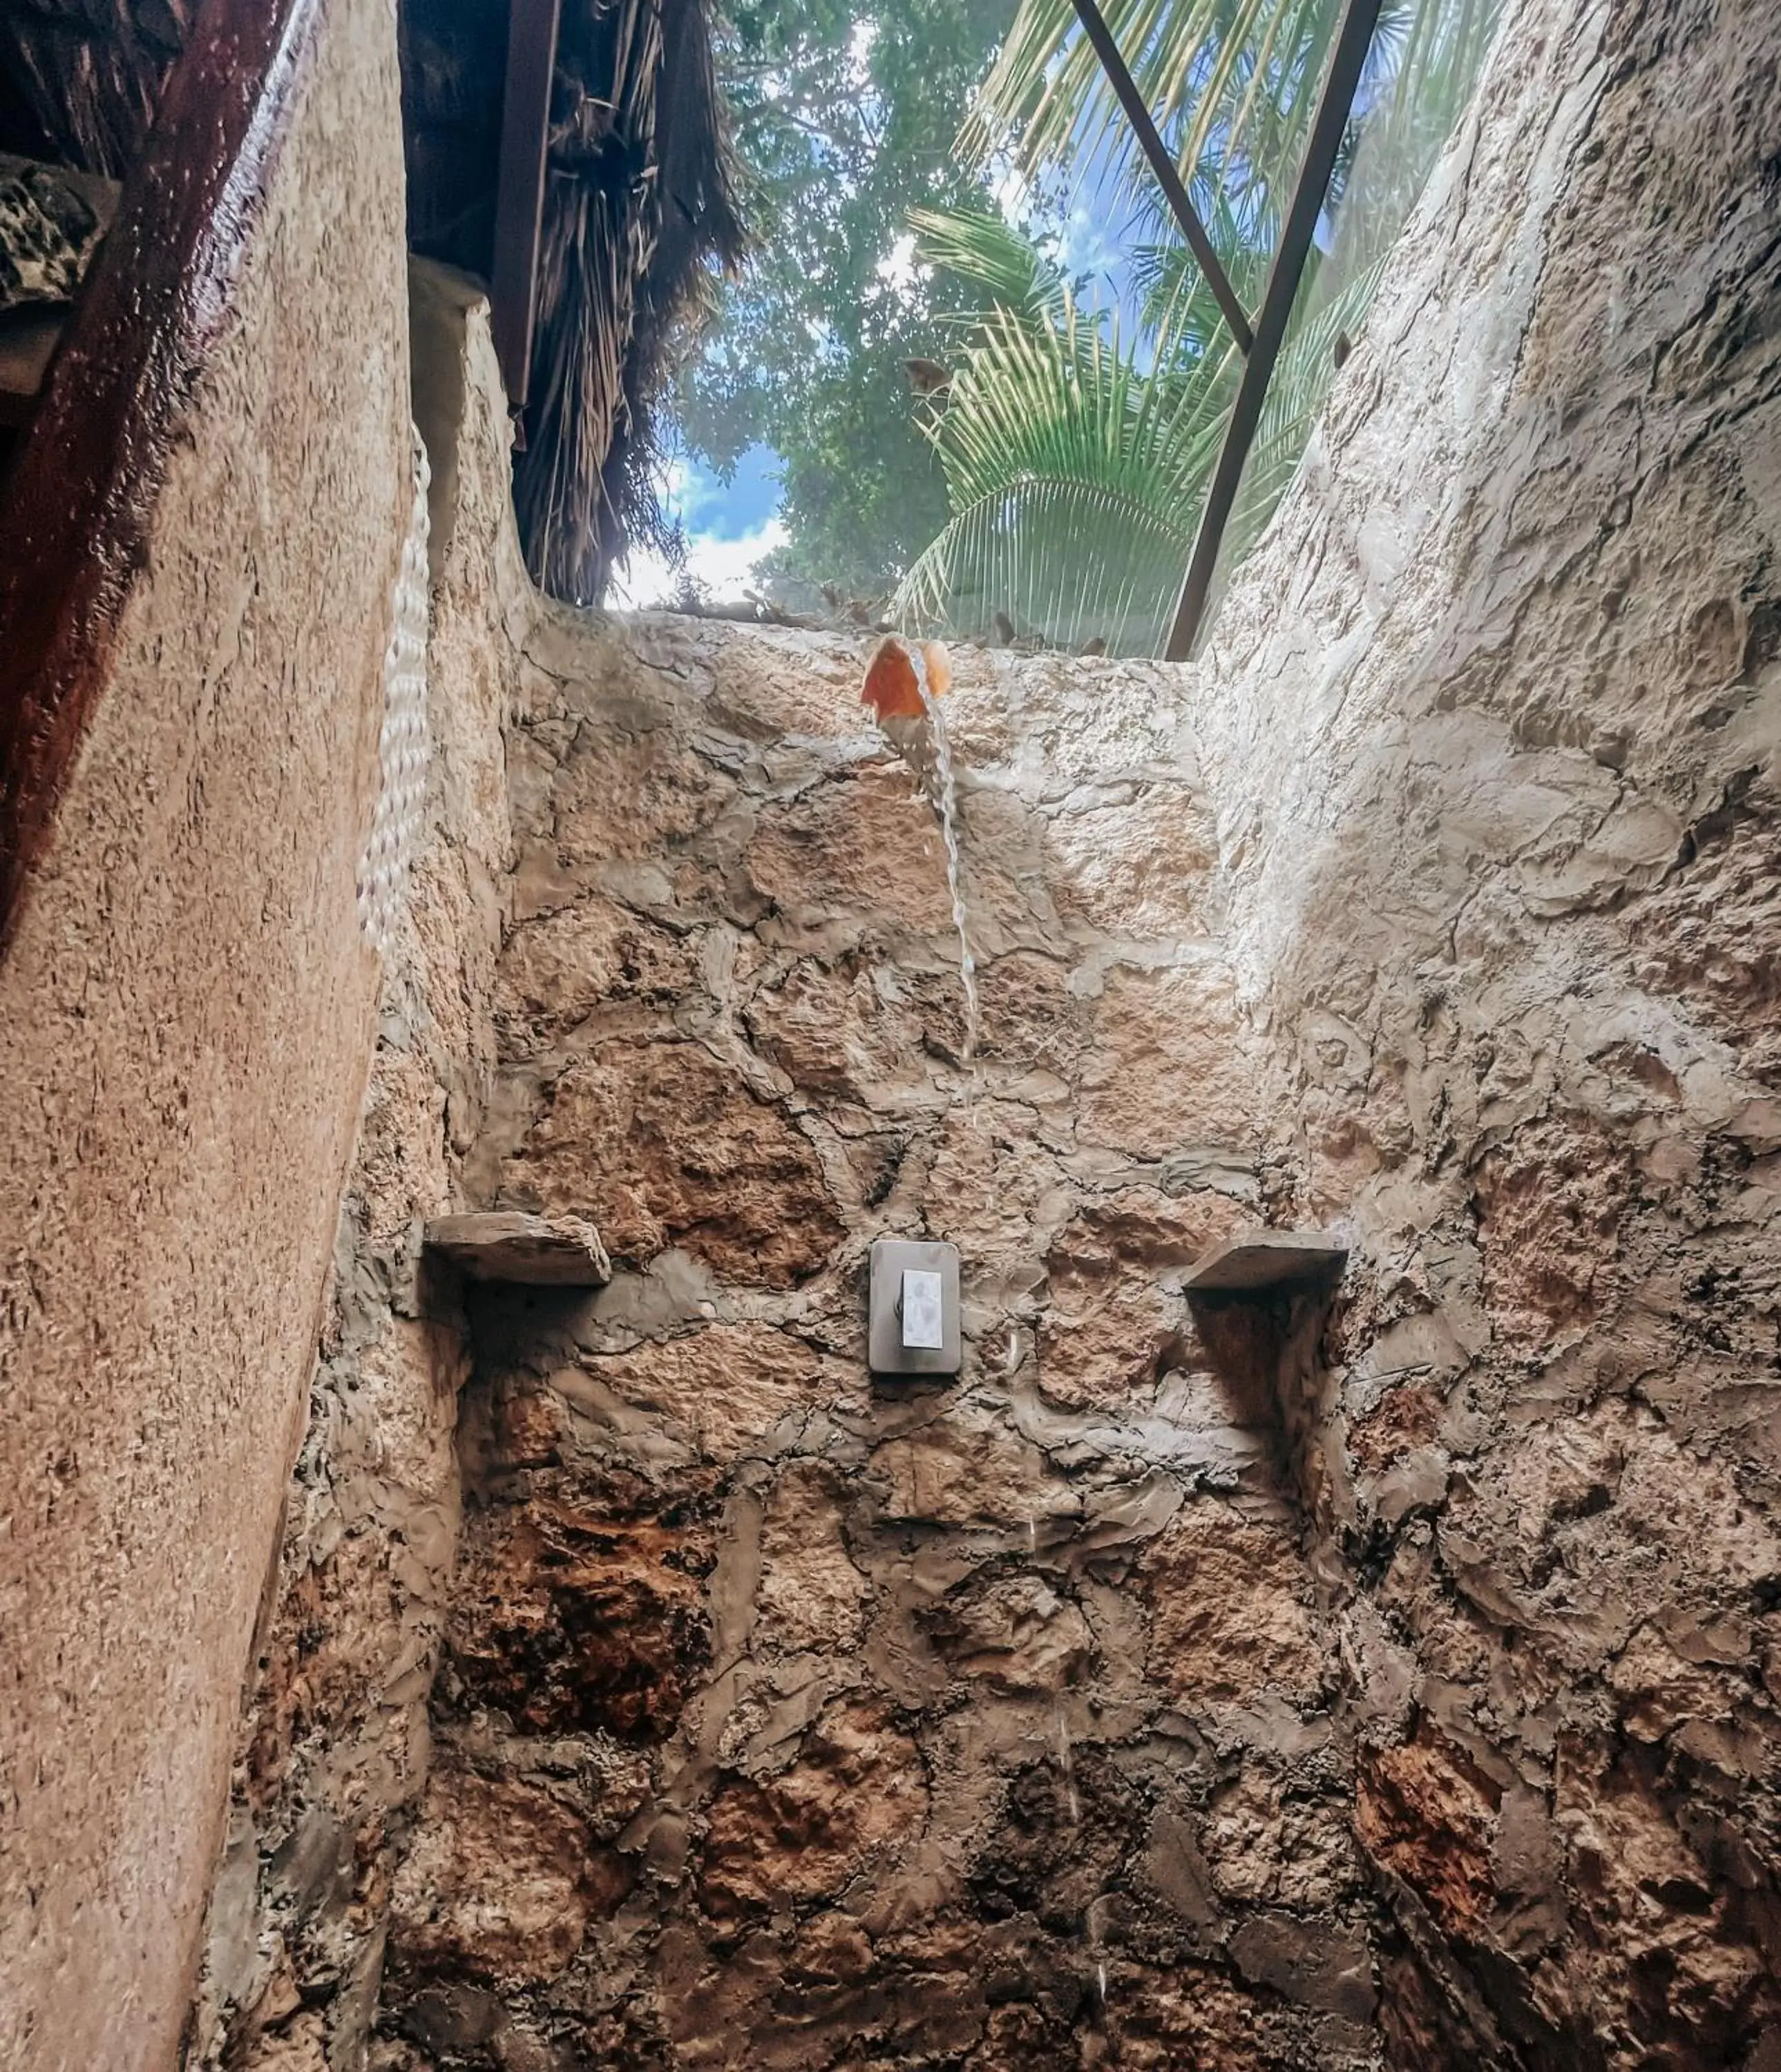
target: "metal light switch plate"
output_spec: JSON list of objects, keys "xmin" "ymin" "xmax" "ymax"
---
[{"xmin": 868, "ymin": 1239, "xmax": 961, "ymax": 1376}]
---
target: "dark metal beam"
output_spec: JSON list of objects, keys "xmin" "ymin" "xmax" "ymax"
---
[
  {"xmin": 1067, "ymin": 0, "xmax": 1253, "ymax": 356},
  {"xmin": 1163, "ymin": 0, "xmax": 1383, "ymax": 662},
  {"xmin": 491, "ymin": 0, "xmax": 563, "ymax": 416}
]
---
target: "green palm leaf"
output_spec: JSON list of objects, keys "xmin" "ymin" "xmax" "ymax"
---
[
  {"xmin": 962, "ymin": 0, "xmax": 1358, "ymax": 209},
  {"xmin": 901, "ymin": 0, "xmax": 1505, "ymax": 655},
  {"xmin": 894, "ymin": 294, "xmax": 1237, "ymax": 653},
  {"xmin": 899, "ymin": 479, "xmax": 1201, "ymax": 655},
  {"xmin": 906, "ymin": 203, "xmax": 1070, "ymax": 324},
  {"xmin": 963, "ymin": 1, "xmax": 1451, "ymax": 214}
]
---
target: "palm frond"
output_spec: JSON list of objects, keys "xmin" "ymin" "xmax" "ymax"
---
[
  {"xmin": 895, "ymin": 294, "xmax": 1235, "ymax": 653},
  {"xmin": 908, "ymin": 203, "xmax": 1069, "ymax": 324},
  {"xmin": 962, "ymin": 0, "xmax": 1498, "ymax": 242},
  {"xmin": 898, "ymin": 479, "xmax": 1198, "ymax": 655},
  {"xmin": 506, "ymin": 0, "xmax": 745, "ymax": 605},
  {"xmin": 1128, "ymin": 181, "xmax": 1276, "ymax": 361},
  {"xmin": 939, "ymin": 300, "xmax": 1226, "ymax": 506},
  {"xmin": 962, "ymin": 0, "xmax": 1362, "ymax": 209}
]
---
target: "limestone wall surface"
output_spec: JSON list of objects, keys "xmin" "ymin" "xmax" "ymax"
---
[
  {"xmin": 185, "ymin": 271, "xmax": 520, "ymax": 2072},
  {"xmin": 369, "ymin": 615, "xmax": 1367, "ymax": 2071},
  {"xmin": 0, "ymin": 0, "xmax": 413, "ymax": 2062},
  {"xmin": 1187, "ymin": 0, "xmax": 1781, "ymax": 2062}
]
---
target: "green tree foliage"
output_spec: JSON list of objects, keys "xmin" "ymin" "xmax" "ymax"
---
[
  {"xmin": 679, "ymin": 0, "xmax": 1016, "ymax": 597},
  {"xmin": 895, "ymin": 204, "xmax": 1261, "ymax": 655},
  {"xmin": 897, "ymin": 0, "xmax": 1503, "ymax": 653}
]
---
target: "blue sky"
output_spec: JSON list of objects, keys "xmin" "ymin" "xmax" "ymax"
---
[
  {"xmin": 680, "ymin": 442, "xmax": 783, "ymax": 538},
  {"xmin": 607, "ymin": 443, "xmax": 787, "ymax": 608}
]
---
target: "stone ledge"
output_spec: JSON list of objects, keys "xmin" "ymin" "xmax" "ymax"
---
[
  {"xmin": 423, "ymin": 1211, "xmax": 611, "ymax": 1285},
  {"xmin": 1184, "ymin": 1230, "xmax": 1348, "ymax": 1294}
]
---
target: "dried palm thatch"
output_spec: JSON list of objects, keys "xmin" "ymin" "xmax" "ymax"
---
[
  {"xmin": 0, "ymin": 0, "xmax": 743, "ymax": 607},
  {"xmin": 403, "ymin": 0, "xmax": 745, "ymax": 606},
  {"xmin": 0, "ymin": 0, "xmax": 196, "ymax": 177}
]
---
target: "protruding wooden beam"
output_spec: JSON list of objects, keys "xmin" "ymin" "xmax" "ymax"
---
[{"xmin": 490, "ymin": 0, "xmax": 562, "ymax": 416}]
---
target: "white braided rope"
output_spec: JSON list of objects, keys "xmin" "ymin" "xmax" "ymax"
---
[
  {"xmin": 908, "ymin": 642, "xmax": 978, "ymax": 1062},
  {"xmin": 358, "ymin": 428, "xmax": 431, "ymax": 955}
]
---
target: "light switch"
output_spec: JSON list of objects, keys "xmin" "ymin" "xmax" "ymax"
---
[
  {"xmin": 900, "ymin": 1268, "xmax": 944, "ymax": 1349},
  {"xmin": 868, "ymin": 1239, "xmax": 961, "ymax": 1376}
]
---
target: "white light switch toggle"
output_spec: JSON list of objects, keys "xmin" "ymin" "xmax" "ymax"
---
[{"xmin": 900, "ymin": 1268, "xmax": 944, "ymax": 1350}]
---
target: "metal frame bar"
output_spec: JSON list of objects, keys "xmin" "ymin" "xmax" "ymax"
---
[
  {"xmin": 1161, "ymin": 0, "xmax": 1384, "ymax": 660},
  {"xmin": 491, "ymin": 0, "xmax": 563, "ymax": 416},
  {"xmin": 1067, "ymin": 0, "xmax": 1253, "ymax": 355}
]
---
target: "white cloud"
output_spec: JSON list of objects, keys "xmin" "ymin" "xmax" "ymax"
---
[
  {"xmin": 876, "ymin": 231, "xmax": 922, "ymax": 293},
  {"xmin": 847, "ymin": 19, "xmax": 879, "ymax": 84},
  {"xmin": 607, "ymin": 517, "xmax": 789, "ymax": 611},
  {"xmin": 992, "ymin": 162, "xmax": 1031, "ymax": 225},
  {"xmin": 1062, "ymin": 200, "xmax": 1121, "ymax": 278}
]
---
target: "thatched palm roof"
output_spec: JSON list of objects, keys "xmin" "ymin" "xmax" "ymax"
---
[
  {"xmin": 405, "ymin": 0, "xmax": 744, "ymax": 604},
  {"xmin": 0, "ymin": 0, "xmax": 744, "ymax": 606},
  {"xmin": 0, "ymin": 0, "xmax": 193, "ymax": 175}
]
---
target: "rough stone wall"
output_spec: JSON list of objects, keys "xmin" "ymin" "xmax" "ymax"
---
[
  {"xmin": 0, "ymin": 0, "xmax": 412, "ymax": 2063},
  {"xmin": 179, "ymin": 1, "xmax": 1781, "ymax": 2066},
  {"xmin": 1185, "ymin": 1, "xmax": 1781, "ymax": 2064},
  {"xmin": 363, "ymin": 605, "xmax": 1390, "ymax": 2071},
  {"xmin": 184, "ymin": 272, "xmax": 520, "ymax": 2072}
]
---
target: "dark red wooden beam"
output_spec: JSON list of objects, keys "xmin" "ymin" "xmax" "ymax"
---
[
  {"xmin": 490, "ymin": 0, "xmax": 562, "ymax": 416},
  {"xmin": 0, "ymin": 0, "xmax": 325, "ymax": 953}
]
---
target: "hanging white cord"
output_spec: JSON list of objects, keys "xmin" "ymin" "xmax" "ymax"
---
[
  {"xmin": 908, "ymin": 642, "xmax": 978, "ymax": 1063},
  {"xmin": 358, "ymin": 428, "xmax": 432, "ymax": 956}
]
